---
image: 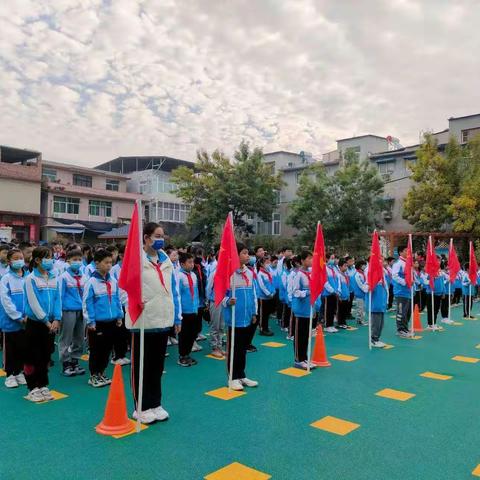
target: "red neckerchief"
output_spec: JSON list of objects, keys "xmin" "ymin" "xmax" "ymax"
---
[
  {"xmin": 301, "ymin": 269, "xmax": 311, "ymax": 283},
  {"xmin": 195, "ymin": 264, "xmax": 203, "ymax": 283},
  {"xmin": 240, "ymin": 270, "xmax": 250, "ymax": 286},
  {"xmin": 356, "ymin": 268, "xmax": 365, "ymax": 281},
  {"xmin": 105, "ymin": 279, "xmax": 112, "ymax": 302},
  {"xmin": 74, "ymin": 275, "xmax": 82, "ymax": 293},
  {"xmin": 247, "ymin": 266, "xmax": 257, "ymax": 280},
  {"xmin": 260, "ymin": 267, "xmax": 272, "ymax": 283},
  {"xmin": 185, "ymin": 271, "xmax": 194, "ymax": 299},
  {"xmin": 150, "ymin": 261, "xmax": 168, "ymax": 293},
  {"xmin": 342, "ymin": 271, "xmax": 349, "ymax": 285},
  {"xmin": 327, "ymin": 266, "xmax": 336, "ymax": 278}
]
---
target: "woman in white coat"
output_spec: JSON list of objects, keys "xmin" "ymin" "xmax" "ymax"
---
[{"xmin": 126, "ymin": 222, "xmax": 181, "ymax": 424}]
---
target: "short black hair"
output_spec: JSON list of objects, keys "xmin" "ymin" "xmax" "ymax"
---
[
  {"xmin": 236, "ymin": 242, "xmax": 247, "ymax": 254},
  {"xmin": 94, "ymin": 249, "xmax": 112, "ymax": 263},
  {"xmin": 66, "ymin": 249, "xmax": 83, "ymax": 261},
  {"xmin": 18, "ymin": 241, "xmax": 33, "ymax": 250},
  {"xmin": 254, "ymin": 246, "xmax": 264, "ymax": 254},
  {"xmin": 338, "ymin": 258, "xmax": 347, "ymax": 267},
  {"xmin": 7, "ymin": 248, "xmax": 22, "ymax": 261},
  {"xmin": 0, "ymin": 244, "xmax": 9, "ymax": 253},
  {"xmin": 143, "ymin": 222, "xmax": 162, "ymax": 242},
  {"xmin": 300, "ymin": 250, "xmax": 312, "ymax": 261},
  {"xmin": 344, "ymin": 255, "xmax": 353, "ymax": 262},
  {"xmin": 397, "ymin": 244, "xmax": 407, "ymax": 253},
  {"xmin": 118, "ymin": 244, "xmax": 126, "ymax": 255},
  {"xmin": 355, "ymin": 260, "xmax": 366, "ymax": 269},
  {"xmin": 270, "ymin": 255, "xmax": 278, "ymax": 261},
  {"xmin": 386, "ymin": 256, "xmax": 395, "ymax": 262},
  {"xmin": 179, "ymin": 252, "xmax": 194, "ymax": 264},
  {"xmin": 106, "ymin": 244, "xmax": 119, "ymax": 253},
  {"xmin": 31, "ymin": 246, "xmax": 52, "ymax": 271}
]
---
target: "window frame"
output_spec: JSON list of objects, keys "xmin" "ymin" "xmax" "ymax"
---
[
  {"xmin": 73, "ymin": 173, "xmax": 93, "ymax": 188},
  {"xmin": 53, "ymin": 196, "xmax": 80, "ymax": 215},
  {"xmin": 89, "ymin": 199, "xmax": 112, "ymax": 217},
  {"xmin": 105, "ymin": 179, "xmax": 120, "ymax": 191}
]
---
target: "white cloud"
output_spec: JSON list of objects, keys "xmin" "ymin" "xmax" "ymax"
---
[{"xmin": 0, "ymin": 0, "xmax": 478, "ymax": 166}]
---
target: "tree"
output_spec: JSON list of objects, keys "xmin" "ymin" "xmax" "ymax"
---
[
  {"xmin": 171, "ymin": 140, "xmax": 284, "ymax": 243},
  {"xmin": 403, "ymin": 134, "xmax": 462, "ymax": 230},
  {"xmin": 287, "ymin": 150, "xmax": 385, "ymax": 253}
]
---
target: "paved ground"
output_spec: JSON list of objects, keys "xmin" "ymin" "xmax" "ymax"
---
[{"xmin": 2, "ymin": 303, "xmax": 480, "ymax": 480}]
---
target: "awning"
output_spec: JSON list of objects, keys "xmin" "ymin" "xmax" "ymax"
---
[{"xmin": 51, "ymin": 227, "xmax": 84, "ymax": 234}]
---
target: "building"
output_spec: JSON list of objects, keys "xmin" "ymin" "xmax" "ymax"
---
[
  {"xmin": 95, "ymin": 156, "xmax": 194, "ymax": 237},
  {"xmin": 0, "ymin": 145, "xmax": 42, "ymax": 242},
  {"xmin": 41, "ymin": 160, "xmax": 142, "ymax": 243}
]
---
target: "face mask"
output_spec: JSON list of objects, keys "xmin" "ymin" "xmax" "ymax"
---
[
  {"xmin": 151, "ymin": 238, "xmax": 165, "ymax": 251},
  {"xmin": 41, "ymin": 258, "xmax": 54, "ymax": 271},
  {"xmin": 11, "ymin": 260, "xmax": 25, "ymax": 270},
  {"xmin": 249, "ymin": 256, "xmax": 256, "ymax": 266},
  {"xmin": 328, "ymin": 260, "xmax": 335, "ymax": 266},
  {"xmin": 70, "ymin": 261, "xmax": 82, "ymax": 272}
]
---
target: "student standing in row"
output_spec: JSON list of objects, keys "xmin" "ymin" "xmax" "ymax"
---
[
  {"xmin": 256, "ymin": 256, "xmax": 275, "ymax": 336},
  {"xmin": 392, "ymin": 245, "xmax": 413, "ymax": 338},
  {"xmin": 222, "ymin": 243, "xmax": 258, "ymax": 391},
  {"xmin": 83, "ymin": 249, "xmax": 123, "ymax": 388},
  {"xmin": 0, "ymin": 249, "xmax": 27, "ymax": 388},
  {"xmin": 337, "ymin": 259, "xmax": 351, "ymax": 329},
  {"xmin": 58, "ymin": 249, "xmax": 86, "ymax": 377},
  {"xmin": 24, "ymin": 246, "xmax": 62, "ymax": 402},
  {"xmin": 352, "ymin": 260, "xmax": 369, "ymax": 326}
]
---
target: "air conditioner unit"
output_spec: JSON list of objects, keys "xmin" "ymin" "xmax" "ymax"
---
[
  {"xmin": 53, "ymin": 212, "xmax": 62, "ymax": 218},
  {"xmin": 105, "ymin": 217, "xmax": 114, "ymax": 223}
]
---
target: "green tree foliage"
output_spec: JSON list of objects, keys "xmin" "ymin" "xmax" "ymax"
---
[
  {"xmin": 403, "ymin": 134, "xmax": 461, "ymax": 230},
  {"xmin": 287, "ymin": 150, "xmax": 384, "ymax": 252},
  {"xmin": 171, "ymin": 141, "xmax": 284, "ymax": 242}
]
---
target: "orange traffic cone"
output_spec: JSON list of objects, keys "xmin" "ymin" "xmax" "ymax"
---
[
  {"xmin": 413, "ymin": 304, "xmax": 423, "ymax": 332},
  {"xmin": 311, "ymin": 325, "xmax": 331, "ymax": 367},
  {"xmin": 96, "ymin": 364, "xmax": 135, "ymax": 436}
]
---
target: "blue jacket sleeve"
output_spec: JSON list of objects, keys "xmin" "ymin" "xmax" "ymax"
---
[
  {"xmin": 53, "ymin": 280, "xmax": 62, "ymax": 321},
  {"xmin": 171, "ymin": 272, "xmax": 181, "ymax": 325},
  {"xmin": 82, "ymin": 281, "xmax": 96, "ymax": 326}
]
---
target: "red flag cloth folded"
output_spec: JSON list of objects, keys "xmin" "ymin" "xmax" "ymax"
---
[
  {"xmin": 367, "ymin": 230, "xmax": 383, "ymax": 288},
  {"xmin": 214, "ymin": 213, "xmax": 240, "ymax": 306},
  {"xmin": 448, "ymin": 239, "xmax": 461, "ymax": 284},
  {"xmin": 404, "ymin": 235, "xmax": 414, "ymax": 289},
  {"xmin": 469, "ymin": 241, "xmax": 478, "ymax": 285},
  {"xmin": 425, "ymin": 236, "xmax": 440, "ymax": 289},
  {"xmin": 118, "ymin": 202, "xmax": 144, "ymax": 325},
  {"xmin": 310, "ymin": 223, "xmax": 327, "ymax": 305}
]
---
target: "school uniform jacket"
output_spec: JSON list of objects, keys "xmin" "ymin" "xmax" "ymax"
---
[
  {"xmin": 83, "ymin": 271, "xmax": 123, "ymax": 326},
  {"xmin": 24, "ymin": 269, "xmax": 62, "ymax": 323},
  {"xmin": 392, "ymin": 257, "xmax": 411, "ymax": 298},
  {"xmin": 0, "ymin": 270, "xmax": 25, "ymax": 332},
  {"xmin": 178, "ymin": 269, "xmax": 200, "ymax": 314},
  {"xmin": 60, "ymin": 268, "xmax": 85, "ymax": 311},
  {"xmin": 352, "ymin": 270, "xmax": 368, "ymax": 300},
  {"xmin": 256, "ymin": 268, "xmax": 275, "ymax": 300}
]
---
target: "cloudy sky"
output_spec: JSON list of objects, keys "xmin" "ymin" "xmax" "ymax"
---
[{"xmin": 1, "ymin": 0, "xmax": 478, "ymax": 166}]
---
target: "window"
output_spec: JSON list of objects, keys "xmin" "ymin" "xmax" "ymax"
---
[
  {"xmin": 89, "ymin": 200, "xmax": 112, "ymax": 217},
  {"xmin": 272, "ymin": 213, "xmax": 281, "ymax": 235},
  {"xmin": 139, "ymin": 180, "xmax": 149, "ymax": 194},
  {"xmin": 345, "ymin": 146, "xmax": 361, "ymax": 160},
  {"xmin": 106, "ymin": 179, "xmax": 119, "ymax": 191},
  {"xmin": 53, "ymin": 196, "xmax": 80, "ymax": 214},
  {"xmin": 73, "ymin": 174, "xmax": 92, "ymax": 187},
  {"xmin": 295, "ymin": 172, "xmax": 303, "ymax": 185},
  {"xmin": 274, "ymin": 190, "xmax": 280, "ymax": 205},
  {"xmin": 154, "ymin": 202, "xmax": 190, "ymax": 223},
  {"xmin": 404, "ymin": 158, "xmax": 416, "ymax": 172},
  {"xmin": 462, "ymin": 130, "xmax": 469, "ymax": 143},
  {"xmin": 42, "ymin": 168, "xmax": 57, "ymax": 182},
  {"xmin": 377, "ymin": 161, "xmax": 395, "ymax": 175}
]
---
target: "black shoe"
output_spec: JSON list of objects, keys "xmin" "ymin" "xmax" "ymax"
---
[
  {"xmin": 62, "ymin": 362, "xmax": 76, "ymax": 377},
  {"xmin": 187, "ymin": 356, "xmax": 198, "ymax": 366},
  {"xmin": 71, "ymin": 361, "xmax": 86, "ymax": 376},
  {"xmin": 177, "ymin": 356, "xmax": 191, "ymax": 367},
  {"xmin": 337, "ymin": 324, "xmax": 348, "ymax": 330},
  {"xmin": 246, "ymin": 345, "xmax": 257, "ymax": 353},
  {"xmin": 259, "ymin": 330, "xmax": 274, "ymax": 337}
]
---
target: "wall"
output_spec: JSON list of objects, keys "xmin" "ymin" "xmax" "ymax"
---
[
  {"xmin": 448, "ymin": 115, "xmax": 480, "ymax": 143},
  {"xmin": 0, "ymin": 178, "xmax": 41, "ymax": 214},
  {"xmin": 337, "ymin": 136, "xmax": 388, "ymax": 161}
]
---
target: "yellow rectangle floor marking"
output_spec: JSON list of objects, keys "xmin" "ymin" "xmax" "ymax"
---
[
  {"xmin": 383, "ymin": 344, "xmax": 395, "ymax": 350},
  {"xmin": 112, "ymin": 419, "xmax": 147, "ymax": 439},
  {"xmin": 407, "ymin": 335, "xmax": 422, "ymax": 340},
  {"xmin": 310, "ymin": 416, "xmax": 360, "ymax": 436},
  {"xmin": 375, "ymin": 388, "xmax": 415, "ymax": 401},
  {"xmin": 472, "ymin": 464, "xmax": 480, "ymax": 476},
  {"xmin": 261, "ymin": 342, "xmax": 286, "ymax": 347},
  {"xmin": 278, "ymin": 367, "xmax": 311, "ymax": 377},
  {"xmin": 420, "ymin": 371, "xmax": 452, "ymax": 381},
  {"xmin": 452, "ymin": 355, "xmax": 480, "ymax": 363},
  {"xmin": 346, "ymin": 326, "xmax": 358, "ymax": 331},
  {"xmin": 451, "ymin": 322, "xmax": 463, "ymax": 326},
  {"xmin": 49, "ymin": 390, "xmax": 68, "ymax": 400},
  {"xmin": 331, "ymin": 354, "xmax": 359, "ymax": 362},
  {"xmin": 205, "ymin": 354, "xmax": 225, "ymax": 361},
  {"xmin": 80, "ymin": 354, "xmax": 89, "ymax": 361},
  {"xmin": 205, "ymin": 387, "xmax": 246, "ymax": 400},
  {"xmin": 205, "ymin": 462, "xmax": 271, "ymax": 480},
  {"xmin": 0, "ymin": 368, "xmax": 6, "ymax": 377}
]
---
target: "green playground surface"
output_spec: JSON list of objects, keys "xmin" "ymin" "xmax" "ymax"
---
[{"xmin": 2, "ymin": 303, "xmax": 480, "ymax": 480}]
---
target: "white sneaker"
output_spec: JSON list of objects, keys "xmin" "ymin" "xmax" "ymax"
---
[
  {"xmin": 286, "ymin": 335, "xmax": 294, "ymax": 341},
  {"xmin": 110, "ymin": 358, "xmax": 123, "ymax": 365},
  {"xmin": 152, "ymin": 406, "xmax": 169, "ymax": 421},
  {"xmin": 169, "ymin": 337, "xmax": 178, "ymax": 345},
  {"xmin": 240, "ymin": 377, "xmax": 258, "ymax": 387},
  {"xmin": 133, "ymin": 409, "xmax": 157, "ymax": 424},
  {"xmin": 196, "ymin": 333, "xmax": 207, "ymax": 341},
  {"xmin": 39, "ymin": 387, "xmax": 54, "ymax": 401},
  {"xmin": 15, "ymin": 373, "xmax": 27, "ymax": 385},
  {"xmin": 311, "ymin": 329, "xmax": 317, "ymax": 337},
  {"xmin": 228, "ymin": 379, "xmax": 244, "ymax": 391},
  {"xmin": 371, "ymin": 341, "xmax": 386, "ymax": 348},
  {"xmin": 306, "ymin": 361, "xmax": 317, "ymax": 370},
  {"xmin": 441, "ymin": 319, "xmax": 454, "ymax": 325},
  {"xmin": 191, "ymin": 341, "xmax": 203, "ymax": 352},
  {"xmin": 26, "ymin": 387, "xmax": 45, "ymax": 402},
  {"xmin": 5, "ymin": 375, "xmax": 18, "ymax": 388},
  {"xmin": 119, "ymin": 357, "xmax": 131, "ymax": 365},
  {"xmin": 167, "ymin": 338, "xmax": 172, "ymax": 346},
  {"xmin": 325, "ymin": 327, "xmax": 338, "ymax": 333}
]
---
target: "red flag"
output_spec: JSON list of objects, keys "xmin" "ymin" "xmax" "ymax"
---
[
  {"xmin": 214, "ymin": 213, "xmax": 240, "ymax": 306},
  {"xmin": 310, "ymin": 222, "xmax": 327, "ymax": 305},
  {"xmin": 118, "ymin": 201, "xmax": 144, "ymax": 325},
  {"xmin": 469, "ymin": 241, "xmax": 478, "ymax": 285},
  {"xmin": 425, "ymin": 235, "xmax": 440, "ymax": 289},
  {"xmin": 404, "ymin": 234, "xmax": 414, "ymax": 289},
  {"xmin": 448, "ymin": 239, "xmax": 461, "ymax": 284},
  {"xmin": 367, "ymin": 230, "xmax": 383, "ymax": 288}
]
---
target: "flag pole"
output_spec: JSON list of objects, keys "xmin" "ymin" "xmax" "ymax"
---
[
  {"xmin": 228, "ymin": 212, "xmax": 236, "ymax": 392},
  {"xmin": 409, "ymin": 235, "xmax": 414, "ymax": 337},
  {"xmin": 135, "ymin": 199, "xmax": 144, "ymax": 433},
  {"xmin": 448, "ymin": 238, "xmax": 452, "ymax": 322},
  {"xmin": 307, "ymin": 306, "xmax": 314, "ymax": 372},
  {"xmin": 368, "ymin": 291, "xmax": 372, "ymax": 350}
]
